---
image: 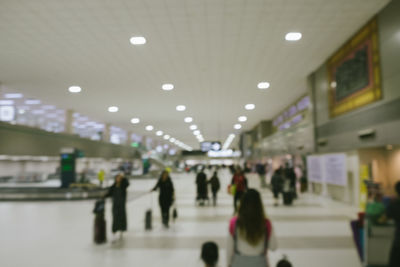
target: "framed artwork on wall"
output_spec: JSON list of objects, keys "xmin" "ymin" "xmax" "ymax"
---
[{"xmin": 327, "ymin": 18, "xmax": 382, "ymax": 118}]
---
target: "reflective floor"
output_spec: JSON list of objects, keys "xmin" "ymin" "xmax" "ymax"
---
[{"xmin": 0, "ymin": 169, "xmax": 360, "ymax": 267}]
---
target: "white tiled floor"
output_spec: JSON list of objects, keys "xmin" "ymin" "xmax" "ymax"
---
[{"xmin": 0, "ymin": 170, "xmax": 361, "ymax": 267}]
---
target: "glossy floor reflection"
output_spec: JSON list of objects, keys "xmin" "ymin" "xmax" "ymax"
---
[{"xmin": 0, "ymin": 169, "xmax": 360, "ymax": 267}]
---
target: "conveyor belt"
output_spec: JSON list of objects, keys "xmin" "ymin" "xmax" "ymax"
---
[{"xmin": 0, "ymin": 187, "xmax": 108, "ymax": 201}]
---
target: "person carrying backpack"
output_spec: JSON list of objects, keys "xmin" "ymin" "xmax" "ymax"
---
[
  {"xmin": 231, "ymin": 167, "xmax": 248, "ymax": 212},
  {"xmin": 227, "ymin": 189, "xmax": 278, "ymax": 267},
  {"xmin": 208, "ymin": 171, "xmax": 221, "ymax": 206}
]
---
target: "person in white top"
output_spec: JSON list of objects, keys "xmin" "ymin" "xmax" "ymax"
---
[{"xmin": 226, "ymin": 189, "xmax": 278, "ymax": 267}]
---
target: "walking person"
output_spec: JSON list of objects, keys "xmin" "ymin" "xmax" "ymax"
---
[
  {"xmin": 227, "ymin": 189, "xmax": 278, "ymax": 267},
  {"xmin": 271, "ymin": 168, "xmax": 284, "ymax": 206},
  {"xmin": 256, "ymin": 162, "xmax": 267, "ymax": 188},
  {"xmin": 231, "ymin": 167, "xmax": 248, "ymax": 213},
  {"xmin": 105, "ymin": 173, "xmax": 129, "ymax": 242},
  {"xmin": 284, "ymin": 163, "xmax": 297, "ymax": 199},
  {"xmin": 151, "ymin": 170, "xmax": 175, "ymax": 228},
  {"xmin": 208, "ymin": 171, "xmax": 221, "ymax": 206},
  {"xmin": 196, "ymin": 168, "xmax": 208, "ymax": 205},
  {"xmin": 97, "ymin": 169, "xmax": 105, "ymax": 187},
  {"xmin": 387, "ymin": 181, "xmax": 400, "ymax": 267}
]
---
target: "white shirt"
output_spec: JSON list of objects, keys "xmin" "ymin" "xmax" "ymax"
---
[{"xmin": 226, "ymin": 224, "xmax": 278, "ymax": 266}]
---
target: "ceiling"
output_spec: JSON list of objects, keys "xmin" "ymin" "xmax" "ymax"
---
[{"xmin": 0, "ymin": 0, "xmax": 390, "ymax": 149}]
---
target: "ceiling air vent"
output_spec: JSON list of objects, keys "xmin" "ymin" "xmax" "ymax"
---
[
  {"xmin": 317, "ymin": 138, "xmax": 328, "ymax": 146},
  {"xmin": 358, "ymin": 128, "xmax": 376, "ymax": 139}
]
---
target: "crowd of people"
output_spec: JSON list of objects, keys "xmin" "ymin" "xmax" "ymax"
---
[{"xmin": 93, "ymin": 162, "xmax": 400, "ymax": 267}]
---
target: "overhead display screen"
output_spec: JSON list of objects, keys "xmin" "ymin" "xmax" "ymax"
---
[{"xmin": 201, "ymin": 141, "xmax": 222, "ymax": 152}]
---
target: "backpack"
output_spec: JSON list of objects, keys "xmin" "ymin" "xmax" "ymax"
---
[{"xmin": 234, "ymin": 175, "xmax": 246, "ymax": 192}]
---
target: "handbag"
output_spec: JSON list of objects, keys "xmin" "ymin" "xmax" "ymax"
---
[{"xmin": 228, "ymin": 184, "xmax": 237, "ymax": 195}]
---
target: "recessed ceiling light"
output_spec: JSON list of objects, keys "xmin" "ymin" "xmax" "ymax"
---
[
  {"xmin": 4, "ymin": 93, "xmax": 23, "ymax": 99},
  {"xmin": 245, "ymin": 104, "xmax": 255, "ymax": 110},
  {"xmin": 130, "ymin": 118, "xmax": 140, "ymax": 124},
  {"xmin": 190, "ymin": 125, "xmax": 197, "ymax": 130},
  {"xmin": 184, "ymin": 117, "xmax": 193, "ymax": 123},
  {"xmin": 238, "ymin": 116, "xmax": 247, "ymax": 122},
  {"xmin": 170, "ymin": 138, "xmax": 176, "ymax": 142},
  {"xmin": 32, "ymin": 109, "xmax": 45, "ymax": 115},
  {"xmin": 234, "ymin": 124, "xmax": 242, "ymax": 129},
  {"xmin": 285, "ymin": 32, "xmax": 302, "ymax": 41},
  {"xmin": 68, "ymin": 86, "xmax": 82, "ymax": 93},
  {"xmin": 193, "ymin": 130, "xmax": 200, "ymax": 136},
  {"xmin": 176, "ymin": 105, "xmax": 186, "ymax": 111},
  {"xmin": 130, "ymin": 36, "xmax": 146, "ymax": 45},
  {"xmin": 162, "ymin": 83, "xmax": 174, "ymax": 91},
  {"xmin": 145, "ymin": 125, "xmax": 154, "ymax": 131},
  {"xmin": 0, "ymin": 100, "xmax": 14, "ymax": 105},
  {"xmin": 163, "ymin": 134, "xmax": 170, "ymax": 140},
  {"xmin": 108, "ymin": 106, "xmax": 119, "ymax": 112},
  {"xmin": 257, "ymin": 82, "xmax": 270, "ymax": 89},
  {"xmin": 42, "ymin": 105, "xmax": 56, "ymax": 110},
  {"xmin": 25, "ymin": 99, "xmax": 41, "ymax": 105},
  {"xmin": 156, "ymin": 130, "xmax": 163, "ymax": 136}
]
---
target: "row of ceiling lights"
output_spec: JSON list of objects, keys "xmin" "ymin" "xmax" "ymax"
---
[
  {"xmin": 65, "ymin": 31, "xmax": 302, "ymax": 150},
  {"xmin": 226, "ymin": 32, "xmax": 302, "ymax": 148}
]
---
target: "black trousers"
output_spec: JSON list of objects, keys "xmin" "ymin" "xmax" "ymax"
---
[
  {"xmin": 160, "ymin": 204, "xmax": 171, "ymax": 226},
  {"xmin": 212, "ymin": 190, "xmax": 218, "ymax": 206},
  {"xmin": 234, "ymin": 191, "xmax": 244, "ymax": 212},
  {"xmin": 389, "ymin": 241, "xmax": 400, "ymax": 267}
]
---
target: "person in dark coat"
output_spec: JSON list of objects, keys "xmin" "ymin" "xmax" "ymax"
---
[
  {"xmin": 284, "ymin": 164, "xmax": 297, "ymax": 198},
  {"xmin": 196, "ymin": 168, "xmax": 208, "ymax": 205},
  {"xmin": 271, "ymin": 168, "xmax": 284, "ymax": 206},
  {"xmin": 105, "ymin": 173, "xmax": 129, "ymax": 242},
  {"xmin": 208, "ymin": 171, "xmax": 221, "ymax": 206},
  {"xmin": 152, "ymin": 170, "xmax": 175, "ymax": 228},
  {"xmin": 387, "ymin": 181, "xmax": 400, "ymax": 267}
]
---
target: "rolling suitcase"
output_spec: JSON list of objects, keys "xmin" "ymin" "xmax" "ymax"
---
[
  {"xmin": 145, "ymin": 209, "xmax": 152, "ymax": 230},
  {"xmin": 283, "ymin": 192, "xmax": 293, "ymax": 206},
  {"xmin": 145, "ymin": 192, "xmax": 153, "ymax": 230},
  {"xmin": 94, "ymin": 214, "xmax": 107, "ymax": 244}
]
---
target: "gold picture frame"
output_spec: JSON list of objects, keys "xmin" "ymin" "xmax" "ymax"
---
[{"xmin": 328, "ymin": 18, "xmax": 382, "ymax": 118}]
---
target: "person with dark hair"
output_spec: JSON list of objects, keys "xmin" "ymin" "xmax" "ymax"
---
[
  {"xmin": 151, "ymin": 170, "xmax": 175, "ymax": 228},
  {"xmin": 196, "ymin": 168, "xmax": 209, "ymax": 205},
  {"xmin": 231, "ymin": 167, "xmax": 248, "ymax": 212},
  {"xmin": 208, "ymin": 171, "xmax": 221, "ymax": 206},
  {"xmin": 105, "ymin": 173, "xmax": 130, "ymax": 242},
  {"xmin": 387, "ymin": 181, "xmax": 400, "ymax": 267},
  {"xmin": 227, "ymin": 189, "xmax": 277, "ymax": 267},
  {"xmin": 271, "ymin": 168, "xmax": 284, "ymax": 206},
  {"xmin": 201, "ymin": 241, "xmax": 219, "ymax": 267},
  {"xmin": 284, "ymin": 164, "xmax": 297, "ymax": 198},
  {"xmin": 276, "ymin": 259, "xmax": 293, "ymax": 267}
]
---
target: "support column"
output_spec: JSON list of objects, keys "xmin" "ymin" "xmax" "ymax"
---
[
  {"xmin": 126, "ymin": 131, "xmax": 133, "ymax": 146},
  {"xmin": 103, "ymin": 123, "xmax": 111, "ymax": 143},
  {"xmin": 65, "ymin": 109, "xmax": 74, "ymax": 134}
]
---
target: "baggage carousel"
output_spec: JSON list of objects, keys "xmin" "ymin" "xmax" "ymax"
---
[{"xmin": 0, "ymin": 184, "xmax": 108, "ymax": 201}]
